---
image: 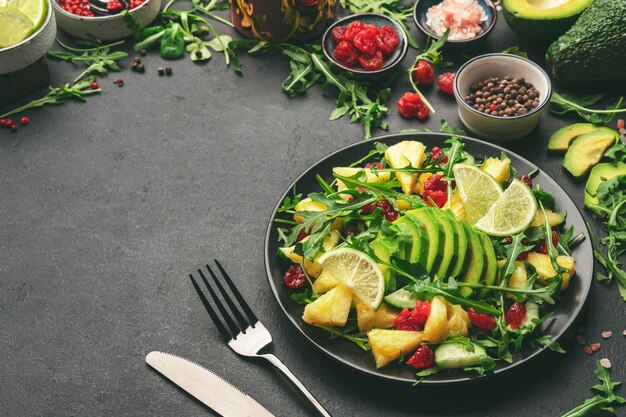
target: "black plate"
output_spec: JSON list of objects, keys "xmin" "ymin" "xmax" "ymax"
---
[{"xmin": 264, "ymin": 132, "xmax": 593, "ymax": 385}]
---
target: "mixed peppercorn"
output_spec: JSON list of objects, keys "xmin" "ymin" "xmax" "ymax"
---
[
  {"xmin": 464, "ymin": 76, "xmax": 540, "ymax": 117},
  {"xmin": 331, "ymin": 20, "xmax": 400, "ymax": 71}
]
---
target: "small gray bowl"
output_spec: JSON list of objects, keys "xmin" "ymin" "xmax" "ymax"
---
[
  {"xmin": 0, "ymin": 2, "xmax": 56, "ymax": 74},
  {"xmin": 453, "ymin": 53, "xmax": 552, "ymax": 142},
  {"xmin": 322, "ymin": 13, "xmax": 408, "ymax": 79},
  {"xmin": 52, "ymin": 0, "xmax": 161, "ymax": 41}
]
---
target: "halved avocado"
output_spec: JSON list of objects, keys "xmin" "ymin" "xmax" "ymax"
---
[
  {"xmin": 406, "ymin": 209, "xmax": 444, "ymax": 275},
  {"xmin": 503, "ymin": 0, "xmax": 594, "ymax": 40},
  {"xmin": 440, "ymin": 210, "xmax": 468, "ymax": 278},
  {"xmin": 584, "ymin": 162, "xmax": 626, "ymax": 217},
  {"xmin": 460, "ymin": 222, "xmax": 485, "ymax": 298},
  {"xmin": 477, "ymin": 231, "xmax": 498, "ymax": 296},
  {"xmin": 424, "ymin": 207, "xmax": 458, "ymax": 279},
  {"xmin": 547, "ymin": 123, "xmax": 598, "ymax": 152},
  {"xmin": 392, "ymin": 216, "xmax": 428, "ymax": 267},
  {"xmin": 563, "ymin": 129, "xmax": 619, "ymax": 178}
]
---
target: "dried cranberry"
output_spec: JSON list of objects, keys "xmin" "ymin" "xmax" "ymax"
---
[
  {"xmin": 360, "ymin": 202, "xmax": 377, "ymax": 215},
  {"xmin": 377, "ymin": 25, "xmax": 399, "ymax": 56},
  {"xmin": 377, "ymin": 200, "xmax": 392, "ymax": 213},
  {"xmin": 437, "ymin": 72, "xmax": 455, "ymax": 95},
  {"xmin": 334, "ymin": 41, "xmax": 359, "ymax": 67},
  {"xmin": 385, "ymin": 209, "xmax": 399, "ymax": 222},
  {"xmin": 407, "ymin": 345, "xmax": 435, "ymax": 369},
  {"xmin": 344, "ymin": 225, "xmax": 361, "ymax": 237},
  {"xmin": 422, "ymin": 190, "xmax": 447, "ymax": 208},
  {"xmin": 283, "ymin": 265, "xmax": 307, "ymax": 289},
  {"xmin": 331, "ymin": 26, "xmax": 346, "ymax": 43},
  {"xmin": 358, "ymin": 50, "xmax": 384, "ymax": 71},
  {"xmin": 397, "ymin": 92, "xmax": 429, "ymax": 120},
  {"xmin": 395, "ymin": 301, "xmax": 431, "ymax": 331},
  {"xmin": 505, "ymin": 302, "xmax": 527, "ymax": 329},
  {"xmin": 505, "ymin": 236, "xmax": 513, "ymax": 245},
  {"xmin": 516, "ymin": 174, "xmax": 532, "ymax": 188},
  {"xmin": 536, "ymin": 231, "xmax": 559, "ymax": 254},
  {"xmin": 430, "ymin": 146, "xmax": 448, "ymax": 164},
  {"xmin": 296, "ymin": 229, "xmax": 309, "ymax": 242},
  {"xmin": 353, "ymin": 27, "xmax": 380, "ymax": 55},
  {"xmin": 467, "ymin": 307, "xmax": 496, "ymax": 330},
  {"xmin": 411, "ymin": 60, "xmax": 435, "ymax": 85},
  {"xmin": 517, "ymin": 251, "xmax": 529, "ymax": 261},
  {"xmin": 423, "ymin": 174, "xmax": 447, "ymax": 193}
]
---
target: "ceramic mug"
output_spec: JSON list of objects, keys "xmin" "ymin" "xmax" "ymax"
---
[{"xmin": 230, "ymin": 0, "xmax": 336, "ymax": 42}]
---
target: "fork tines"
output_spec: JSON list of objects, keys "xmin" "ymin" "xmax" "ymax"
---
[{"xmin": 189, "ymin": 260, "xmax": 258, "ymax": 342}]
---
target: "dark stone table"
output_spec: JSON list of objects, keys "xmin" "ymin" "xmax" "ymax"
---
[{"xmin": 1, "ymin": 6, "xmax": 625, "ymax": 417}]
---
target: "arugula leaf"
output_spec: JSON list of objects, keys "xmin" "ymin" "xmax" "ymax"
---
[
  {"xmin": 314, "ymin": 324, "xmax": 370, "ymax": 351},
  {"xmin": 47, "ymin": 39, "xmax": 128, "ymax": 82},
  {"xmin": 439, "ymin": 119, "xmax": 466, "ymax": 136},
  {"xmin": 531, "ymin": 334, "xmax": 565, "ymax": 353},
  {"xmin": 290, "ymin": 288, "xmax": 318, "ymax": 305},
  {"xmin": 122, "ymin": 10, "xmax": 142, "ymax": 40},
  {"xmin": 550, "ymin": 91, "xmax": 626, "ymax": 124},
  {"xmin": 501, "ymin": 46, "xmax": 528, "ymax": 58},
  {"xmin": 561, "ymin": 361, "xmax": 625, "ymax": 417}
]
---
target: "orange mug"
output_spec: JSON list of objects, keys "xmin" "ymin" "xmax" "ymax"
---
[{"xmin": 230, "ymin": 0, "xmax": 337, "ymax": 42}]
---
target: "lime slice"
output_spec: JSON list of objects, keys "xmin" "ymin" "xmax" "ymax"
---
[
  {"xmin": 474, "ymin": 179, "xmax": 537, "ymax": 237},
  {"xmin": 0, "ymin": 8, "xmax": 33, "ymax": 48},
  {"xmin": 452, "ymin": 164, "xmax": 503, "ymax": 224},
  {"xmin": 8, "ymin": 0, "xmax": 46, "ymax": 29},
  {"xmin": 317, "ymin": 248, "xmax": 385, "ymax": 309}
]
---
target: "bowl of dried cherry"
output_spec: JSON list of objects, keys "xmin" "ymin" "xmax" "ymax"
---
[{"xmin": 322, "ymin": 13, "xmax": 408, "ymax": 78}]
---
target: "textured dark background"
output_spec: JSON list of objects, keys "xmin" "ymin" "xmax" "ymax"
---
[{"xmin": 1, "ymin": 4, "xmax": 625, "ymax": 417}]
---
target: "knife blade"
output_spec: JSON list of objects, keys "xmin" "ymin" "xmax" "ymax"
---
[{"xmin": 146, "ymin": 351, "xmax": 275, "ymax": 417}]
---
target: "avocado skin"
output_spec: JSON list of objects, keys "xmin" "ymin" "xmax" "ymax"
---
[{"xmin": 546, "ymin": 0, "xmax": 626, "ymax": 83}]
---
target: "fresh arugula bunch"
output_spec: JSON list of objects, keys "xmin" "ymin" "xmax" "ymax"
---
[
  {"xmin": 561, "ymin": 361, "xmax": 625, "ymax": 417},
  {"xmin": 339, "ymin": 0, "xmax": 418, "ymax": 48},
  {"xmin": 47, "ymin": 39, "xmax": 128, "ymax": 82},
  {"xmin": 550, "ymin": 91, "xmax": 626, "ymax": 124},
  {"xmin": 0, "ymin": 77, "xmax": 101, "ymax": 119}
]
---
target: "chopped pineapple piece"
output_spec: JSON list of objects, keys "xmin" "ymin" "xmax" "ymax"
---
[
  {"xmin": 367, "ymin": 328, "xmax": 423, "ymax": 368},
  {"xmin": 396, "ymin": 199, "xmax": 411, "ymax": 210},
  {"xmin": 498, "ymin": 259, "xmax": 528, "ymax": 300},
  {"xmin": 446, "ymin": 302, "xmax": 470, "ymax": 337},
  {"xmin": 423, "ymin": 296, "xmax": 449, "ymax": 343},
  {"xmin": 530, "ymin": 209, "xmax": 565, "ymax": 227},
  {"xmin": 322, "ymin": 230, "xmax": 341, "ymax": 252},
  {"xmin": 526, "ymin": 252, "xmax": 575, "ymax": 289},
  {"xmin": 293, "ymin": 198, "xmax": 327, "ymax": 224},
  {"xmin": 302, "ymin": 284, "xmax": 352, "ymax": 326},
  {"xmin": 385, "ymin": 141, "xmax": 426, "ymax": 195},
  {"xmin": 286, "ymin": 251, "xmax": 322, "ymax": 278},
  {"xmin": 445, "ymin": 189, "xmax": 467, "ymax": 221},
  {"xmin": 283, "ymin": 231, "xmax": 341, "ymax": 279},
  {"xmin": 312, "ymin": 270, "xmax": 339, "ymax": 293},
  {"xmin": 356, "ymin": 302, "xmax": 399, "ymax": 333},
  {"xmin": 481, "ymin": 157, "xmax": 511, "ymax": 184}
]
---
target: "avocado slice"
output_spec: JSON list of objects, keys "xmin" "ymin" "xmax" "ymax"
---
[
  {"xmin": 370, "ymin": 237, "xmax": 401, "ymax": 292},
  {"xmin": 546, "ymin": 0, "xmax": 626, "ymax": 83},
  {"xmin": 477, "ymin": 231, "xmax": 498, "ymax": 296},
  {"xmin": 502, "ymin": 0, "xmax": 593, "ymax": 41},
  {"xmin": 459, "ymin": 222, "xmax": 485, "ymax": 298},
  {"xmin": 584, "ymin": 162, "xmax": 626, "ymax": 217},
  {"xmin": 547, "ymin": 123, "xmax": 599, "ymax": 153},
  {"xmin": 440, "ymin": 210, "xmax": 468, "ymax": 278},
  {"xmin": 392, "ymin": 216, "xmax": 428, "ymax": 268},
  {"xmin": 406, "ymin": 209, "xmax": 444, "ymax": 275},
  {"xmin": 562, "ymin": 129, "xmax": 619, "ymax": 178},
  {"xmin": 434, "ymin": 340, "xmax": 494, "ymax": 370},
  {"xmin": 423, "ymin": 207, "xmax": 458, "ymax": 279}
]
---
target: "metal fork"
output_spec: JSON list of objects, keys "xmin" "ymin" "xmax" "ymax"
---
[{"xmin": 189, "ymin": 260, "xmax": 332, "ymax": 417}]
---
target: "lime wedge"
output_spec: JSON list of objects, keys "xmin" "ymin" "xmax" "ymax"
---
[
  {"xmin": 317, "ymin": 248, "xmax": 385, "ymax": 309},
  {"xmin": 8, "ymin": 0, "xmax": 45, "ymax": 29},
  {"xmin": 452, "ymin": 164, "xmax": 503, "ymax": 225},
  {"xmin": 474, "ymin": 179, "xmax": 537, "ymax": 237},
  {"xmin": 0, "ymin": 8, "xmax": 33, "ymax": 48}
]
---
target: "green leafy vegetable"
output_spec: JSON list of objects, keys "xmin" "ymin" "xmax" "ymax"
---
[
  {"xmin": 314, "ymin": 324, "xmax": 370, "ymax": 351},
  {"xmin": 550, "ymin": 91, "xmax": 626, "ymax": 124},
  {"xmin": 121, "ymin": 10, "xmax": 142, "ymax": 40},
  {"xmin": 160, "ymin": 22, "xmax": 186, "ymax": 60},
  {"xmin": 560, "ymin": 360, "xmax": 625, "ymax": 417},
  {"xmin": 47, "ymin": 38, "xmax": 128, "ymax": 82},
  {"xmin": 501, "ymin": 46, "xmax": 528, "ymax": 58}
]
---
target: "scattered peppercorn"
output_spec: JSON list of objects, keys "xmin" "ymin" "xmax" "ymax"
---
[
  {"xmin": 600, "ymin": 358, "xmax": 612, "ymax": 369},
  {"xmin": 10, "ymin": 124, "xmax": 18, "ymax": 133},
  {"xmin": 623, "ymin": 329, "xmax": 626, "ymax": 336},
  {"xmin": 583, "ymin": 346, "xmax": 593, "ymax": 355},
  {"xmin": 114, "ymin": 78, "xmax": 124, "ymax": 87},
  {"xmin": 464, "ymin": 76, "xmax": 540, "ymax": 117},
  {"xmin": 20, "ymin": 116, "xmax": 29, "ymax": 125},
  {"xmin": 165, "ymin": 67, "xmax": 173, "ymax": 76},
  {"xmin": 590, "ymin": 342, "xmax": 601, "ymax": 352},
  {"xmin": 90, "ymin": 82, "xmax": 99, "ymax": 90},
  {"xmin": 131, "ymin": 57, "xmax": 141, "ymax": 65},
  {"xmin": 601, "ymin": 331, "xmax": 613, "ymax": 339},
  {"xmin": 140, "ymin": 49, "xmax": 147, "ymax": 57},
  {"xmin": 576, "ymin": 335, "xmax": 586, "ymax": 345},
  {"xmin": 195, "ymin": 50, "xmax": 203, "ymax": 59},
  {"xmin": 0, "ymin": 118, "xmax": 7, "ymax": 128},
  {"xmin": 158, "ymin": 67, "xmax": 165, "ymax": 76}
]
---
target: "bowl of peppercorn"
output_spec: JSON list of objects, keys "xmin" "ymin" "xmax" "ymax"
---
[
  {"xmin": 52, "ymin": 0, "xmax": 161, "ymax": 41},
  {"xmin": 453, "ymin": 53, "xmax": 552, "ymax": 142}
]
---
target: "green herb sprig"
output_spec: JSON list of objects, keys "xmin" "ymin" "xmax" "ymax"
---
[
  {"xmin": 47, "ymin": 39, "xmax": 128, "ymax": 82},
  {"xmin": 550, "ymin": 91, "xmax": 626, "ymax": 124}
]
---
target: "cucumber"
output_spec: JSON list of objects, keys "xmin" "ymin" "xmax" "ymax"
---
[
  {"xmin": 384, "ymin": 286, "xmax": 422, "ymax": 309},
  {"xmin": 434, "ymin": 340, "xmax": 495, "ymax": 370}
]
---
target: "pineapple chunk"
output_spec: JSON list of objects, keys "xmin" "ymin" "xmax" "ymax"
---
[
  {"xmin": 530, "ymin": 209, "xmax": 565, "ymax": 227},
  {"xmin": 302, "ymin": 284, "xmax": 352, "ymax": 326},
  {"xmin": 396, "ymin": 199, "xmax": 412, "ymax": 210},
  {"xmin": 526, "ymin": 252, "xmax": 575, "ymax": 290},
  {"xmin": 498, "ymin": 259, "xmax": 528, "ymax": 300},
  {"xmin": 481, "ymin": 157, "xmax": 511, "ymax": 184},
  {"xmin": 367, "ymin": 328, "xmax": 423, "ymax": 368},
  {"xmin": 445, "ymin": 189, "xmax": 467, "ymax": 221},
  {"xmin": 312, "ymin": 270, "xmax": 339, "ymax": 293},
  {"xmin": 423, "ymin": 296, "xmax": 449, "ymax": 343},
  {"xmin": 293, "ymin": 198, "xmax": 327, "ymax": 224},
  {"xmin": 385, "ymin": 141, "xmax": 427, "ymax": 195},
  {"xmin": 446, "ymin": 302, "xmax": 470, "ymax": 337},
  {"xmin": 356, "ymin": 302, "xmax": 399, "ymax": 333}
]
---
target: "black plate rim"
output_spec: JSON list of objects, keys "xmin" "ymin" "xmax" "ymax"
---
[{"xmin": 264, "ymin": 131, "xmax": 593, "ymax": 385}]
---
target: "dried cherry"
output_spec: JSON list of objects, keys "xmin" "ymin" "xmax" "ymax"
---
[
  {"xmin": 283, "ymin": 265, "xmax": 307, "ymax": 289},
  {"xmin": 437, "ymin": 72, "xmax": 455, "ymax": 95},
  {"xmin": 505, "ymin": 302, "xmax": 527, "ymax": 329},
  {"xmin": 397, "ymin": 92, "xmax": 430, "ymax": 120},
  {"xmin": 412, "ymin": 60, "xmax": 435, "ymax": 85},
  {"xmin": 407, "ymin": 345, "xmax": 435, "ymax": 369},
  {"xmin": 358, "ymin": 50, "xmax": 383, "ymax": 71},
  {"xmin": 467, "ymin": 307, "xmax": 496, "ymax": 330},
  {"xmin": 377, "ymin": 25, "xmax": 399, "ymax": 56},
  {"xmin": 334, "ymin": 41, "xmax": 359, "ymax": 67}
]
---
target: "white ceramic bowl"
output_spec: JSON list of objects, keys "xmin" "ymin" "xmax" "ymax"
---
[
  {"xmin": 453, "ymin": 53, "xmax": 552, "ymax": 142},
  {"xmin": 0, "ymin": 2, "xmax": 57, "ymax": 74},
  {"xmin": 52, "ymin": 0, "xmax": 161, "ymax": 41}
]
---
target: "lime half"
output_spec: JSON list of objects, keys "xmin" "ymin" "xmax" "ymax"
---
[
  {"xmin": 318, "ymin": 248, "xmax": 385, "ymax": 309},
  {"xmin": 0, "ymin": 8, "xmax": 33, "ymax": 48},
  {"xmin": 452, "ymin": 164, "xmax": 503, "ymax": 225},
  {"xmin": 474, "ymin": 179, "xmax": 537, "ymax": 237},
  {"xmin": 8, "ymin": 0, "xmax": 46, "ymax": 29}
]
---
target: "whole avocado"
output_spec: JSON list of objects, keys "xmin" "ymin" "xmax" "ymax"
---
[{"xmin": 546, "ymin": 0, "xmax": 626, "ymax": 84}]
